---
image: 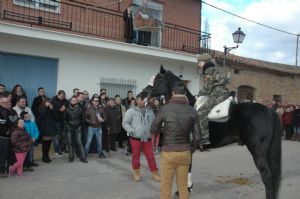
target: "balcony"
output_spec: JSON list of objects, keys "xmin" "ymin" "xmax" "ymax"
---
[{"xmin": 0, "ymin": 0, "xmax": 211, "ymax": 55}]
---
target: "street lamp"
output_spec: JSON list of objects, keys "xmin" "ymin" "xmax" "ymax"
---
[{"xmin": 223, "ymin": 27, "xmax": 246, "ymax": 66}]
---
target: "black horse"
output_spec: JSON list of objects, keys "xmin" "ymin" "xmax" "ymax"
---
[{"xmin": 141, "ymin": 66, "xmax": 282, "ymax": 199}]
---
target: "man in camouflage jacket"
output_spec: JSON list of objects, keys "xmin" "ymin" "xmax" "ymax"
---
[{"xmin": 196, "ymin": 53, "xmax": 229, "ymax": 146}]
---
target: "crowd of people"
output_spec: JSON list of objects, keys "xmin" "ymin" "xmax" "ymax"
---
[
  {"xmin": 272, "ymin": 103, "xmax": 300, "ymax": 141},
  {"xmin": 0, "ymin": 83, "xmax": 166, "ymax": 179},
  {"xmin": 1, "ymin": 80, "xmax": 299, "ymax": 199}
]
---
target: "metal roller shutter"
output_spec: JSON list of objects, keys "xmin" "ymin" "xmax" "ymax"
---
[{"xmin": 0, "ymin": 52, "xmax": 58, "ymax": 106}]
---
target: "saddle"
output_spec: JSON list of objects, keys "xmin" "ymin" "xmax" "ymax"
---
[{"xmin": 195, "ymin": 96, "xmax": 234, "ymax": 123}]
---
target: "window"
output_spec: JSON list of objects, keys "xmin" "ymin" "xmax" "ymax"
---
[
  {"xmin": 100, "ymin": 77, "xmax": 136, "ymax": 99},
  {"xmin": 131, "ymin": 0, "xmax": 163, "ymax": 47},
  {"xmin": 13, "ymin": 0, "xmax": 60, "ymax": 13}
]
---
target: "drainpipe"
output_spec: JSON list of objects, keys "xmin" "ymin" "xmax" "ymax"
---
[{"xmin": 296, "ymin": 34, "xmax": 299, "ymax": 66}]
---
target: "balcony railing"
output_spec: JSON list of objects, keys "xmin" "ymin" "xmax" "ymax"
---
[{"xmin": 0, "ymin": 0, "xmax": 211, "ymax": 54}]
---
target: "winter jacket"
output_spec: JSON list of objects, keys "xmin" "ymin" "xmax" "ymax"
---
[
  {"xmin": 31, "ymin": 95, "xmax": 47, "ymax": 120},
  {"xmin": 0, "ymin": 106, "xmax": 18, "ymax": 138},
  {"xmin": 51, "ymin": 96, "xmax": 69, "ymax": 122},
  {"xmin": 122, "ymin": 97, "xmax": 135, "ymax": 110},
  {"xmin": 122, "ymin": 105, "xmax": 155, "ymax": 140},
  {"xmin": 281, "ymin": 111, "xmax": 293, "ymax": 125},
  {"xmin": 24, "ymin": 120, "xmax": 40, "ymax": 140},
  {"xmin": 10, "ymin": 128, "xmax": 33, "ymax": 153},
  {"xmin": 85, "ymin": 105, "xmax": 107, "ymax": 128},
  {"xmin": 39, "ymin": 106, "xmax": 57, "ymax": 137},
  {"xmin": 198, "ymin": 66, "xmax": 229, "ymax": 97},
  {"xmin": 116, "ymin": 104, "xmax": 126, "ymax": 119},
  {"xmin": 13, "ymin": 105, "xmax": 35, "ymax": 122},
  {"xmin": 292, "ymin": 109, "xmax": 300, "ymax": 127},
  {"xmin": 64, "ymin": 104, "xmax": 84, "ymax": 129},
  {"xmin": 150, "ymin": 95, "xmax": 200, "ymax": 152},
  {"xmin": 106, "ymin": 106, "xmax": 121, "ymax": 135}
]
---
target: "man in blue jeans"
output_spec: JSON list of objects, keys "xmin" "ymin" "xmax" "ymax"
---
[{"xmin": 85, "ymin": 96, "xmax": 107, "ymax": 158}]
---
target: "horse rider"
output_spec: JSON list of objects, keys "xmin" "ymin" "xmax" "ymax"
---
[{"xmin": 196, "ymin": 53, "xmax": 229, "ymax": 149}]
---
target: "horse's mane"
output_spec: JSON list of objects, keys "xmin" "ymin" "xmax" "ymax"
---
[{"xmin": 164, "ymin": 71, "xmax": 196, "ymax": 106}]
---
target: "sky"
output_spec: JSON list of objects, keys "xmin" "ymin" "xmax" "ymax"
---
[{"xmin": 201, "ymin": 0, "xmax": 300, "ymax": 66}]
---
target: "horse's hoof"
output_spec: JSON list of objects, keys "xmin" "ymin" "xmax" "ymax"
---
[
  {"xmin": 188, "ymin": 183, "xmax": 193, "ymax": 192},
  {"xmin": 199, "ymin": 146, "xmax": 210, "ymax": 152},
  {"xmin": 174, "ymin": 191, "xmax": 179, "ymax": 198}
]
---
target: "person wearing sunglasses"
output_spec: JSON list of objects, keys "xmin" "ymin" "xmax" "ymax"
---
[{"xmin": 84, "ymin": 96, "xmax": 107, "ymax": 158}]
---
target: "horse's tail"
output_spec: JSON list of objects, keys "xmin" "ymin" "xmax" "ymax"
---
[{"xmin": 268, "ymin": 111, "xmax": 282, "ymax": 198}]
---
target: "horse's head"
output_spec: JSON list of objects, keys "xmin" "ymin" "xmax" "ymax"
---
[
  {"xmin": 140, "ymin": 65, "xmax": 196, "ymax": 106},
  {"xmin": 140, "ymin": 65, "xmax": 170, "ymax": 99}
]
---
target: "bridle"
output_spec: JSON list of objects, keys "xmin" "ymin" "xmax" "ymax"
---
[{"xmin": 145, "ymin": 73, "xmax": 167, "ymax": 99}]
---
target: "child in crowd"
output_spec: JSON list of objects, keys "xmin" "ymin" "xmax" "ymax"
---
[
  {"xmin": 9, "ymin": 119, "xmax": 33, "ymax": 178},
  {"xmin": 20, "ymin": 111, "xmax": 40, "ymax": 170}
]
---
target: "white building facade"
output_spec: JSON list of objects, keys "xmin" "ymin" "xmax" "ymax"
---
[{"xmin": 0, "ymin": 22, "xmax": 202, "ymax": 102}]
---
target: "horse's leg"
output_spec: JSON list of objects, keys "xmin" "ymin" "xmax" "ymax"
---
[
  {"xmin": 188, "ymin": 156, "xmax": 193, "ymax": 189},
  {"xmin": 234, "ymin": 104, "xmax": 281, "ymax": 199},
  {"xmin": 247, "ymin": 145, "xmax": 275, "ymax": 199}
]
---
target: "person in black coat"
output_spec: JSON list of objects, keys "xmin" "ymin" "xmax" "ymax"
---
[
  {"xmin": 38, "ymin": 99, "xmax": 57, "ymax": 163},
  {"xmin": 64, "ymin": 97, "xmax": 87, "ymax": 163},
  {"xmin": 123, "ymin": 7, "xmax": 134, "ymax": 43},
  {"xmin": 51, "ymin": 90, "xmax": 69, "ymax": 154},
  {"xmin": 122, "ymin": 90, "xmax": 135, "ymax": 110},
  {"xmin": 0, "ymin": 94, "xmax": 18, "ymax": 178},
  {"xmin": 292, "ymin": 105, "xmax": 300, "ymax": 141},
  {"xmin": 106, "ymin": 99, "xmax": 121, "ymax": 151},
  {"xmin": 31, "ymin": 87, "xmax": 47, "ymax": 143}
]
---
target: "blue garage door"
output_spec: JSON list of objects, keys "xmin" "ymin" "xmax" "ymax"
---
[{"xmin": 0, "ymin": 52, "xmax": 58, "ymax": 107}]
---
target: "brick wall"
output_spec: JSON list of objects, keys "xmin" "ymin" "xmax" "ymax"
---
[
  {"xmin": 1, "ymin": 0, "xmax": 201, "ymax": 53},
  {"xmin": 226, "ymin": 64, "xmax": 300, "ymax": 105},
  {"xmin": 77, "ymin": 0, "xmax": 132, "ymax": 12},
  {"xmin": 163, "ymin": 0, "xmax": 200, "ymax": 30}
]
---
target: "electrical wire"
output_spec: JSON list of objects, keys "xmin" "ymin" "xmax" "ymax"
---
[{"xmin": 201, "ymin": 0, "xmax": 298, "ymax": 37}]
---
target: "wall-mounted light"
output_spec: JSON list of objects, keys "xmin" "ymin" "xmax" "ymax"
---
[{"xmin": 179, "ymin": 65, "xmax": 184, "ymax": 78}]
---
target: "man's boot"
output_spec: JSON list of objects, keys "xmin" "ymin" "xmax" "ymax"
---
[
  {"xmin": 133, "ymin": 169, "xmax": 141, "ymax": 182},
  {"xmin": 296, "ymin": 134, "xmax": 300, "ymax": 142},
  {"xmin": 151, "ymin": 171, "xmax": 160, "ymax": 182}
]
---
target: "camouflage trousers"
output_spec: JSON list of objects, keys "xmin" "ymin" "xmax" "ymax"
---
[{"xmin": 197, "ymin": 86, "xmax": 229, "ymax": 144}]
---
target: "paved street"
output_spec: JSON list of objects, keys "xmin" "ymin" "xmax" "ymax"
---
[{"xmin": 0, "ymin": 140, "xmax": 299, "ymax": 199}]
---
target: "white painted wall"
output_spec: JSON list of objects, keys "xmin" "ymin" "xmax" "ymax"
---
[{"xmin": 0, "ymin": 34, "xmax": 201, "ymax": 99}]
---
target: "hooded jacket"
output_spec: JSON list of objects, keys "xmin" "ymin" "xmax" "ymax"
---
[
  {"xmin": 24, "ymin": 120, "xmax": 39, "ymax": 140},
  {"xmin": 10, "ymin": 128, "xmax": 33, "ymax": 152},
  {"xmin": 122, "ymin": 105, "xmax": 155, "ymax": 140}
]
